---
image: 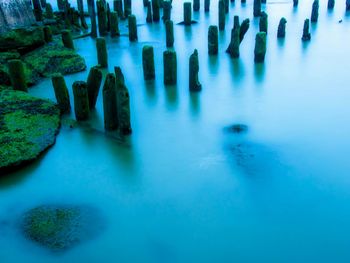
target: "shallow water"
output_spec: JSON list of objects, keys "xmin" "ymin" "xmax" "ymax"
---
[{"xmin": 1, "ymin": 0, "xmax": 350, "ymax": 262}]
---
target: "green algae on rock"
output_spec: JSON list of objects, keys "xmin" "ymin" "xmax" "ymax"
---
[
  {"xmin": 0, "ymin": 90, "xmax": 60, "ymax": 172},
  {"xmin": 20, "ymin": 205, "xmax": 104, "ymax": 252}
]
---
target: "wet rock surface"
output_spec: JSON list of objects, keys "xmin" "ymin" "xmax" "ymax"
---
[
  {"xmin": 0, "ymin": 90, "xmax": 60, "ymax": 172},
  {"xmin": 19, "ymin": 204, "xmax": 105, "ymax": 252}
]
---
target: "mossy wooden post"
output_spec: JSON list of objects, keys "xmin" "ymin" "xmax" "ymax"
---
[
  {"xmin": 115, "ymin": 67, "xmax": 132, "ymax": 135},
  {"xmin": 143, "ymin": 0, "xmax": 148, "ymax": 6},
  {"xmin": 226, "ymin": 26, "xmax": 240, "ymax": 58},
  {"xmin": 73, "ymin": 81, "xmax": 89, "ymax": 121},
  {"xmin": 61, "ymin": 30, "xmax": 74, "ymax": 49},
  {"xmin": 77, "ymin": 0, "xmax": 88, "ymax": 29},
  {"xmin": 114, "ymin": 0, "xmax": 124, "ymax": 18},
  {"xmin": 184, "ymin": 2, "xmax": 192, "ymax": 25},
  {"xmin": 311, "ymin": 0, "xmax": 319, "ymax": 22},
  {"xmin": 165, "ymin": 20, "xmax": 174, "ymax": 47},
  {"xmin": 302, "ymin": 19, "xmax": 311, "ymax": 41},
  {"xmin": 233, "ymin": 15, "xmax": 240, "ymax": 30},
  {"xmin": 254, "ymin": 32, "xmax": 266, "ymax": 63},
  {"xmin": 218, "ymin": 0, "xmax": 225, "ymax": 30},
  {"xmin": 224, "ymin": 0, "xmax": 229, "ymax": 13},
  {"xmin": 110, "ymin": 11, "xmax": 120, "ymax": 37},
  {"xmin": 46, "ymin": 3, "xmax": 54, "ymax": 19},
  {"xmin": 277, "ymin": 17, "xmax": 287, "ymax": 38},
  {"xmin": 97, "ymin": 0, "xmax": 108, "ymax": 36},
  {"xmin": 293, "ymin": 0, "xmax": 298, "ymax": 7},
  {"xmin": 103, "ymin": 73, "xmax": 118, "ymax": 130},
  {"xmin": 163, "ymin": 50, "xmax": 177, "ymax": 85},
  {"xmin": 205, "ymin": 0, "xmax": 210, "ymax": 12},
  {"xmin": 347, "ymin": 0, "xmax": 350, "ymax": 11},
  {"xmin": 240, "ymin": 18, "xmax": 250, "ymax": 42},
  {"xmin": 189, "ymin": 49, "xmax": 201, "ymax": 92},
  {"xmin": 8, "ymin": 59, "xmax": 27, "ymax": 92},
  {"xmin": 32, "ymin": 0, "xmax": 43, "ymax": 22},
  {"xmin": 253, "ymin": 0, "xmax": 261, "ymax": 17},
  {"xmin": 43, "ymin": 26, "xmax": 53, "ymax": 42},
  {"xmin": 328, "ymin": 0, "xmax": 335, "ymax": 9},
  {"xmin": 52, "ymin": 74, "xmax": 71, "ymax": 113},
  {"xmin": 88, "ymin": 0, "xmax": 98, "ymax": 38},
  {"xmin": 259, "ymin": 11, "xmax": 268, "ymax": 33},
  {"xmin": 96, "ymin": 37, "xmax": 108, "ymax": 67},
  {"xmin": 152, "ymin": 0, "xmax": 160, "ymax": 21},
  {"xmin": 142, "ymin": 46, "xmax": 155, "ymax": 80},
  {"xmin": 193, "ymin": 0, "xmax": 200, "ymax": 11},
  {"xmin": 124, "ymin": 0, "xmax": 131, "ymax": 18},
  {"xmin": 87, "ymin": 66, "xmax": 103, "ymax": 108},
  {"xmin": 146, "ymin": 1, "xmax": 153, "ymax": 23},
  {"xmin": 208, "ymin": 25, "xmax": 218, "ymax": 55},
  {"xmin": 128, "ymin": 15, "xmax": 138, "ymax": 41},
  {"xmin": 163, "ymin": 1, "xmax": 172, "ymax": 21}
]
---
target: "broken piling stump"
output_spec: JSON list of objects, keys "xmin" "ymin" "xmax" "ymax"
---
[
  {"xmin": 52, "ymin": 73, "xmax": 71, "ymax": 113},
  {"xmin": 163, "ymin": 50, "xmax": 177, "ymax": 85},
  {"xmin": 254, "ymin": 32, "xmax": 267, "ymax": 63},
  {"xmin": 166, "ymin": 20, "xmax": 174, "ymax": 47},
  {"xmin": 184, "ymin": 2, "xmax": 192, "ymax": 26},
  {"xmin": 311, "ymin": 0, "xmax": 319, "ymax": 22},
  {"xmin": 87, "ymin": 66, "xmax": 103, "ymax": 109},
  {"xmin": 277, "ymin": 17, "xmax": 287, "ymax": 38},
  {"xmin": 142, "ymin": 46, "xmax": 155, "ymax": 80},
  {"xmin": 8, "ymin": 59, "xmax": 27, "ymax": 92},
  {"xmin": 189, "ymin": 49, "xmax": 202, "ymax": 92},
  {"xmin": 110, "ymin": 11, "xmax": 120, "ymax": 37},
  {"xmin": 128, "ymin": 15, "xmax": 138, "ymax": 41},
  {"xmin": 302, "ymin": 19, "xmax": 311, "ymax": 41},
  {"xmin": 61, "ymin": 30, "xmax": 74, "ymax": 49},
  {"xmin": 259, "ymin": 11, "xmax": 268, "ymax": 34},
  {"xmin": 96, "ymin": 37, "xmax": 108, "ymax": 68},
  {"xmin": 73, "ymin": 81, "xmax": 90, "ymax": 121},
  {"xmin": 103, "ymin": 73, "xmax": 118, "ymax": 130},
  {"xmin": 208, "ymin": 25, "xmax": 218, "ymax": 55}
]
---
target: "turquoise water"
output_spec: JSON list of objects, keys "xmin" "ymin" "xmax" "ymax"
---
[{"xmin": 1, "ymin": 0, "xmax": 350, "ymax": 262}]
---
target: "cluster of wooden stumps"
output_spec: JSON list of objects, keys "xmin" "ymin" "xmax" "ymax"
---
[{"xmin": 50, "ymin": 66, "xmax": 132, "ymax": 135}]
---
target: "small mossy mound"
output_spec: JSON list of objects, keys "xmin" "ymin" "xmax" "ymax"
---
[
  {"xmin": 0, "ymin": 90, "xmax": 60, "ymax": 171},
  {"xmin": 20, "ymin": 205, "xmax": 104, "ymax": 252},
  {"xmin": 23, "ymin": 40, "xmax": 86, "ymax": 80}
]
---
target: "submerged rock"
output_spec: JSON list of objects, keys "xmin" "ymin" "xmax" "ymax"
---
[
  {"xmin": 0, "ymin": 90, "xmax": 60, "ymax": 172},
  {"xmin": 19, "ymin": 204, "xmax": 105, "ymax": 252}
]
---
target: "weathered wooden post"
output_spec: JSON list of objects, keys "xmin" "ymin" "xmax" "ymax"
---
[
  {"xmin": 73, "ymin": 81, "xmax": 90, "ymax": 121},
  {"xmin": 163, "ymin": 50, "xmax": 177, "ymax": 85},
  {"xmin": 61, "ymin": 30, "xmax": 74, "ymax": 49},
  {"xmin": 277, "ymin": 17, "xmax": 287, "ymax": 38},
  {"xmin": 226, "ymin": 26, "xmax": 240, "ymax": 58},
  {"xmin": 88, "ymin": 0, "xmax": 98, "ymax": 38},
  {"xmin": 328, "ymin": 0, "xmax": 335, "ymax": 9},
  {"xmin": 103, "ymin": 73, "xmax": 118, "ymax": 130},
  {"xmin": 52, "ymin": 74, "xmax": 71, "ymax": 113},
  {"xmin": 347, "ymin": 0, "xmax": 350, "ymax": 11},
  {"xmin": 208, "ymin": 25, "xmax": 218, "ymax": 55},
  {"xmin": 152, "ymin": 0, "xmax": 160, "ymax": 21},
  {"xmin": 97, "ymin": 0, "xmax": 108, "ymax": 36},
  {"xmin": 115, "ymin": 67, "xmax": 132, "ymax": 135},
  {"xmin": 166, "ymin": 20, "xmax": 174, "ymax": 47},
  {"xmin": 106, "ymin": 3, "xmax": 111, "ymax": 32},
  {"xmin": 43, "ymin": 26, "xmax": 53, "ymax": 42},
  {"xmin": 8, "ymin": 59, "xmax": 27, "ymax": 92},
  {"xmin": 259, "ymin": 11, "xmax": 268, "ymax": 33},
  {"xmin": 302, "ymin": 19, "xmax": 311, "ymax": 41},
  {"xmin": 219, "ymin": 0, "xmax": 225, "ymax": 30},
  {"xmin": 77, "ymin": 0, "xmax": 88, "ymax": 29},
  {"xmin": 128, "ymin": 15, "xmax": 138, "ymax": 41},
  {"xmin": 146, "ymin": 1, "xmax": 153, "ymax": 23},
  {"xmin": 193, "ymin": 0, "xmax": 200, "ymax": 11},
  {"xmin": 113, "ymin": 0, "xmax": 124, "ymax": 18},
  {"xmin": 189, "ymin": 49, "xmax": 201, "ymax": 92},
  {"xmin": 253, "ymin": 0, "xmax": 261, "ymax": 17},
  {"xmin": 254, "ymin": 32, "xmax": 266, "ymax": 63},
  {"xmin": 110, "ymin": 11, "xmax": 120, "ymax": 36},
  {"xmin": 32, "ymin": 0, "xmax": 43, "ymax": 21},
  {"xmin": 205, "ymin": 0, "xmax": 210, "ymax": 12},
  {"xmin": 240, "ymin": 18, "xmax": 250, "ymax": 42},
  {"xmin": 46, "ymin": 3, "xmax": 54, "ymax": 19},
  {"xmin": 224, "ymin": 0, "xmax": 229, "ymax": 13},
  {"xmin": 87, "ymin": 66, "xmax": 103, "ymax": 108},
  {"xmin": 163, "ymin": 0, "xmax": 172, "ymax": 21},
  {"xmin": 184, "ymin": 2, "xmax": 192, "ymax": 25},
  {"xmin": 124, "ymin": 0, "xmax": 132, "ymax": 17},
  {"xmin": 96, "ymin": 37, "xmax": 108, "ymax": 68},
  {"xmin": 311, "ymin": 0, "xmax": 319, "ymax": 22},
  {"xmin": 293, "ymin": 0, "xmax": 298, "ymax": 7},
  {"xmin": 142, "ymin": 46, "xmax": 155, "ymax": 80}
]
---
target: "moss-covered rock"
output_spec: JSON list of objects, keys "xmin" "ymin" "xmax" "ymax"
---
[
  {"xmin": 22, "ymin": 41, "xmax": 86, "ymax": 79},
  {"xmin": 0, "ymin": 90, "xmax": 60, "ymax": 171},
  {"xmin": 0, "ymin": 27, "xmax": 45, "ymax": 53},
  {"xmin": 20, "ymin": 205, "xmax": 104, "ymax": 252}
]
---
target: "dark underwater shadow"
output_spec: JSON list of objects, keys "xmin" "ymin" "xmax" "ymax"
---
[
  {"xmin": 189, "ymin": 92, "xmax": 201, "ymax": 118},
  {"xmin": 165, "ymin": 85, "xmax": 178, "ymax": 110},
  {"xmin": 254, "ymin": 62, "xmax": 266, "ymax": 84},
  {"xmin": 229, "ymin": 58, "xmax": 245, "ymax": 85},
  {"xmin": 144, "ymin": 80, "xmax": 157, "ymax": 103}
]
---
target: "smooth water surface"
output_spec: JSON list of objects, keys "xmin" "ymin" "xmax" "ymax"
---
[{"xmin": 1, "ymin": 1, "xmax": 350, "ymax": 262}]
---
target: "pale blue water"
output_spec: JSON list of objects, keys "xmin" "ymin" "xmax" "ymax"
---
[{"xmin": 1, "ymin": 0, "xmax": 350, "ymax": 262}]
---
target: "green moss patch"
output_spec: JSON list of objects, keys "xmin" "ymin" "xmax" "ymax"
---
[{"xmin": 0, "ymin": 90, "xmax": 60, "ymax": 171}]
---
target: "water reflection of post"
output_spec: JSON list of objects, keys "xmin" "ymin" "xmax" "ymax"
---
[{"xmin": 189, "ymin": 92, "xmax": 200, "ymax": 118}]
